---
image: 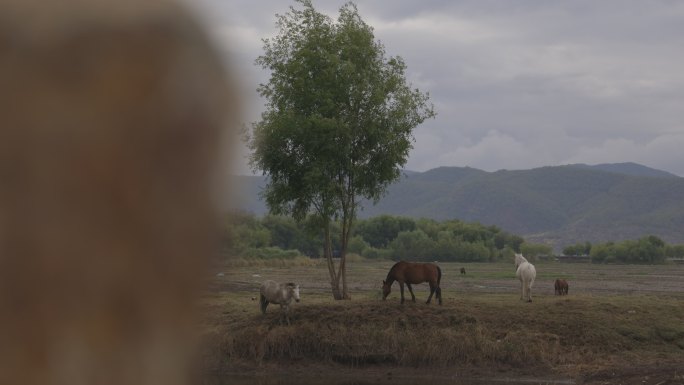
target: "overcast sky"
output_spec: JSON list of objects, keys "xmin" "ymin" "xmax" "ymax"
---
[{"xmin": 188, "ymin": 0, "xmax": 684, "ymax": 176}]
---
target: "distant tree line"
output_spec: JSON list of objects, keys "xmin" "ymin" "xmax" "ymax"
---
[
  {"xmin": 223, "ymin": 212, "xmax": 552, "ymax": 263},
  {"xmin": 562, "ymin": 236, "xmax": 684, "ymax": 264},
  {"xmin": 562, "ymin": 242, "xmax": 593, "ymax": 257}
]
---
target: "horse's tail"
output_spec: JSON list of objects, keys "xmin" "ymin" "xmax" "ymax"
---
[{"xmin": 433, "ymin": 264, "xmax": 443, "ymax": 305}]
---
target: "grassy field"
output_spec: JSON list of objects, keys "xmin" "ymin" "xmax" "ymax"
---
[{"xmin": 202, "ymin": 260, "xmax": 684, "ymax": 383}]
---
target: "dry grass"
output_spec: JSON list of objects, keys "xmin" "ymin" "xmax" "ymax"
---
[
  {"xmin": 222, "ymin": 256, "xmax": 324, "ymax": 268},
  {"xmin": 202, "ymin": 261, "xmax": 684, "ymax": 378},
  {"xmin": 203, "ymin": 294, "xmax": 684, "ymax": 377}
]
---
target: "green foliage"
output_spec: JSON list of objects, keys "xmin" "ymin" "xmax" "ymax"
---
[
  {"xmin": 562, "ymin": 241, "xmax": 592, "ymax": 256},
  {"xmin": 225, "ymin": 213, "xmax": 524, "ymax": 263},
  {"xmin": 223, "ymin": 212, "xmax": 271, "ymax": 255},
  {"xmin": 590, "ymin": 235, "xmax": 667, "ymax": 264},
  {"xmin": 248, "ymin": 0, "xmax": 434, "ymax": 298},
  {"xmin": 347, "ymin": 235, "xmax": 370, "ymax": 255},
  {"xmin": 249, "ymin": 0, "xmax": 434, "ymax": 219},
  {"xmin": 225, "ymin": 212, "xmax": 676, "ymax": 265},
  {"xmin": 225, "ymin": 213, "xmax": 319, "ymax": 258},
  {"xmin": 497, "ymin": 233, "xmax": 524, "ymax": 253},
  {"xmin": 354, "ymin": 215, "xmax": 416, "ymax": 248},
  {"xmin": 520, "ymin": 242, "xmax": 553, "ymax": 257},
  {"xmin": 261, "ymin": 215, "xmax": 322, "ymax": 257},
  {"xmin": 665, "ymin": 244, "xmax": 684, "ymax": 258},
  {"xmin": 383, "ymin": 220, "xmax": 525, "ymax": 262},
  {"xmin": 389, "ymin": 230, "xmax": 434, "ymax": 261}
]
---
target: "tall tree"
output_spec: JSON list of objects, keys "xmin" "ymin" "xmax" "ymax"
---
[{"xmin": 248, "ymin": 0, "xmax": 435, "ymax": 299}]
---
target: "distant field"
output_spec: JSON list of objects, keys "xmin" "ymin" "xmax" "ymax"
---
[
  {"xmin": 202, "ymin": 261, "xmax": 684, "ymax": 384},
  {"xmin": 208, "ymin": 260, "xmax": 684, "ymax": 300}
]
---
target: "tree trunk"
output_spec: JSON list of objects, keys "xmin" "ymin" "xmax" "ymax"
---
[
  {"xmin": 339, "ymin": 222, "xmax": 350, "ymax": 299},
  {"xmin": 338, "ymin": 202, "xmax": 353, "ymax": 300},
  {"xmin": 340, "ymin": 255, "xmax": 350, "ymax": 299},
  {"xmin": 324, "ymin": 221, "xmax": 343, "ymax": 300},
  {"xmin": 330, "ymin": 276, "xmax": 342, "ymax": 299}
]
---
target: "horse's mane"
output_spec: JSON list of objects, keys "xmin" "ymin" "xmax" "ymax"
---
[
  {"xmin": 514, "ymin": 253, "xmax": 529, "ymax": 268},
  {"xmin": 385, "ymin": 261, "xmax": 404, "ymax": 282},
  {"xmin": 285, "ymin": 282, "xmax": 296, "ymax": 287}
]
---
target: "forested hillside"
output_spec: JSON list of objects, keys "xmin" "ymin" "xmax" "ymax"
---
[{"xmin": 231, "ymin": 163, "xmax": 684, "ymax": 246}]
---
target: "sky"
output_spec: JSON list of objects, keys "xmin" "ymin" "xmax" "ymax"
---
[{"xmin": 186, "ymin": 0, "xmax": 684, "ymax": 176}]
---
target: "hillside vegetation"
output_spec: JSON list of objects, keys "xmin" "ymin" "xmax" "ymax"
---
[{"xmin": 231, "ymin": 163, "xmax": 684, "ymax": 246}]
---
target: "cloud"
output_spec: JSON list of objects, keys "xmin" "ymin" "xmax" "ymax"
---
[
  {"xmin": 187, "ymin": 0, "xmax": 684, "ymax": 176},
  {"xmin": 408, "ymin": 128, "xmax": 579, "ymax": 173},
  {"xmin": 436, "ymin": 130, "xmax": 538, "ymax": 171},
  {"xmin": 565, "ymin": 133, "xmax": 684, "ymax": 175}
]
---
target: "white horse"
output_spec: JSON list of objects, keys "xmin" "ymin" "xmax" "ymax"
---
[
  {"xmin": 259, "ymin": 280, "xmax": 301, "ymax": 325},
  {"xmin": 514, "ymin": 253, "xmax": 536, "ymax": 302}
]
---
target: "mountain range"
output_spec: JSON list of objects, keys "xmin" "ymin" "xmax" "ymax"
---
[{"xmin": 229, "ymin": 163, "xmax": 684, "ymax": 247}]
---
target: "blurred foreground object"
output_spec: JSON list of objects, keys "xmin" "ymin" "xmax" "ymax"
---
[{"xmin": 0, "ymin": 0, "xmax": 234, "ymax": 384}]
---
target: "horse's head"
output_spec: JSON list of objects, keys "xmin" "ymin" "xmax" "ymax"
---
[
  {"xmin": 514, "ymin": 253, "xmax": 526, "ymax": 269},
  {"xmin": 381, "ymin": 280, "xmax": 391, "ymax": 300},
  {"xmin": 289, "ymin": 283, "xmax": 300, "ymax": 303}
]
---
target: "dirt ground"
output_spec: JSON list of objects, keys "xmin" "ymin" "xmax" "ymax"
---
[{"xmin": 206, "ymin": 365, "xmax": 683, "ymax": 385}]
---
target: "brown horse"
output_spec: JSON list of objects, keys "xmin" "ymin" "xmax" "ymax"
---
[
  {"xmin": 382, "ymin": 261, "xmax": 442, "ymax": 305},
  {"xmin": 554, "ymin": 279, "xmax": 569, "ymax": 295},
  {"xmin": 460, "ymin": 267, "xmax": 466, "ymax": 275}
]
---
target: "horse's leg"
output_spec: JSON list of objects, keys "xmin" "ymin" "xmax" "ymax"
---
[
  {"xmin": 399, "ymin": 281, "xmax": 405, "ymax": 304},
  {"xmin": 526, "ymin": 280, "xmax": 532, "ymax": 302},
  {"xmin": 436, "ymin": 285, "xmax": 442, "ymax": 305},
  {"xmin": 406, "ymin": 283, "xmax": 416, "ymax": 302},
  {"xmin": 260, "ymin": 294, "xmax": 268, "ymax": 315},
  {"xmin": 426, "ymin": 282, "xmax": 435, "ymax": 304},
  {"xmin": 284, "ymin": 304, "xmax": 291, "ymax": 326},
  {"xmin": 520, "ymin": 280, "xmax": 524, "ymax": 301}
]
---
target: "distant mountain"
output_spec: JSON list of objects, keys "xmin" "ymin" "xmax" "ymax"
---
[
  {"xmin": 229, "ymin": 163, "xmax": 684, "ymax": 247},
  {"xmin": 568, "ymin": 162, "xmax": 680, "ymax": 178}
]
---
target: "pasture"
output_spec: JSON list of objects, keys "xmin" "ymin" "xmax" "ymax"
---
[{"xmin": 202, "ymin": 260, "xmax": 684, "ymax": 383}]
